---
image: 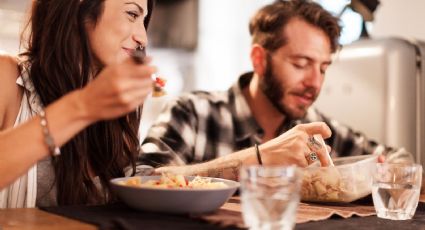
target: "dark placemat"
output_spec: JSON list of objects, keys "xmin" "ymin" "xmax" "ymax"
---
[
  {"xmin": 40, "ymin": 203, "xmax": 241, "ymax": 230},
  {"xmin": 296, "ymin": 202, "xmax": 425, "ymax": 230}
]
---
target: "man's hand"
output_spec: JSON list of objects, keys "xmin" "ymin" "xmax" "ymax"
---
[{"xmin": 259, "ymin": 122, "xmax": 332, "ymax": 167}]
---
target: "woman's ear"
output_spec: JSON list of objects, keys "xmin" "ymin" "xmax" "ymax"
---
[{"xmin": 250, "ymin": 44, "xmax": 267, "ymax": 77}]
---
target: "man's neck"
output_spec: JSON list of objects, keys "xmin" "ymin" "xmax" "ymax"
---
[{"xmin": 243, "ymin": 74, "xmax": 285, "ymax": 142}]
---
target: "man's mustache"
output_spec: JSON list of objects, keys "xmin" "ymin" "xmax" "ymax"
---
[{"xmin": 292, "ymin": 87, "xmax": 319, "ymax": 100}]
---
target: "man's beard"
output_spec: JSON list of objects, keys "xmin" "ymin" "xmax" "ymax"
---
[{"xmin": 259, "ymin": 54, "xmax": 313, "ymax": 120}]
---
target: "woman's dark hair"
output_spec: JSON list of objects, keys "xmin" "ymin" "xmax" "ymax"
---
[
  {"xmin": 20, "ymin": 0, "xmax": 154, "ymax": 205},
  {"xmin": 249, "ymin": 0, "xmax": 341, "ymax": 53}
]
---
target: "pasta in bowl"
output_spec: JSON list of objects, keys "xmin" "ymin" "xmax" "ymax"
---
[
  {"xmin": 110, "ymin": 174, "xmax": 239, "ymax": 214},
  {"xmin": 119, "ymin": 174, "xmax": 229, "ymax": 189}
]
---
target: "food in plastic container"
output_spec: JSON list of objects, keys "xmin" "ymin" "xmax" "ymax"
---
[{"xmin": 301, "ymin": 155, "xmax": 378, "ymax": 203}]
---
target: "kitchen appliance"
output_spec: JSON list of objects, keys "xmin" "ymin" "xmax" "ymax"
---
[{"xmin": 314, "ymin": 37, "xmax": 425, "ymax": 167}]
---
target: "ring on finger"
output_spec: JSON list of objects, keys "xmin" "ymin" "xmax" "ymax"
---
[
  {"xmin": 308, "ymin": 135, "xmax": 322, "ymax": 151},
  {"xmin": 308, "ymin": 152, "xmax": 318, "ymax": 162}
]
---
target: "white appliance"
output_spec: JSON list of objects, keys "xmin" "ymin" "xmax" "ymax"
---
[{"xmin": 315, "ymin": 37, "xmax": 425, "ymax": 167}]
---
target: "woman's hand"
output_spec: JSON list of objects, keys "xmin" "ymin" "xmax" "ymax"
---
[
  {"xmin": 259, "ymin": 122, "xmax": 332, "ymax": 167},
  {"xmin": 78, "ymin": 57, "xmax": 156, "ymax": 122}
]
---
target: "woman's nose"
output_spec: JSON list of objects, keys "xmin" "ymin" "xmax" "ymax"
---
[{"xmin": 133, "ymin": 25, "xmax": 148, "ymax": 47}]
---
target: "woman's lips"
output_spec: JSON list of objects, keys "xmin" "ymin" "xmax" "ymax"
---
[{"xmin": 122, "ymin": 48, "xmax": 135, "ymax": 56}]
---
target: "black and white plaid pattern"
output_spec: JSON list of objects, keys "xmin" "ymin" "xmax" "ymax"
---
[{"xmin": 140, "ymin": 72, "xmax": 411, "ymax": 167}]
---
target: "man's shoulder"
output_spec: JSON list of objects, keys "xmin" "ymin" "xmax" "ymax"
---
[{"xmin": 175, "ymin": 90, "xmax": 229, "ymax": 105}]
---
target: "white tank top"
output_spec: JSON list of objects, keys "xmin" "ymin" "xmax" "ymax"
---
[
  {"xmin": 0, "ymin": 67, "xmax": 147, "ymax": 207},
  {"xmin": 0, "ymin": 69, "xmax": 42, "ymax": 208}
]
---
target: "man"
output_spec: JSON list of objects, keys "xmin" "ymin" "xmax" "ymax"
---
[{"xmin": 140, "ymin": 0, "xmax": 411, "ymax": 180}]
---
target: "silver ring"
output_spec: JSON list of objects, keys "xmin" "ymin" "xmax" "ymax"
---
[
  {"xmin": 308, "ymin": 136, "xmax": 322, "ymax": 151},
  {"xmin": 309, "ymin": 152, "xmax": 318, "ymax": 162}
]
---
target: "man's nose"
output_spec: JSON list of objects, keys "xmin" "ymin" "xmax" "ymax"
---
[{"xmin": 304, "ymin": 67, "xmax": 323, "ymax": 90}]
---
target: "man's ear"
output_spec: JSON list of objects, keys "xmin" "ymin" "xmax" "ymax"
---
[{"xmin": 250, "ymin": 44, "xmax": 267, "ymax": 77}]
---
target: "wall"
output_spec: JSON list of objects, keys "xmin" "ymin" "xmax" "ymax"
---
[
  {"xmin": 1, "ymin": 0, "xmax": 425, "ymax": 91},
  {"xmin": 192, "ymin": 0, "xmax": 425, "ymax": 92},
  {"xmin": 371, "ymin": 0, "xmax": 425, "ymax": 41},
  {"xmin": 193, "ymin": 0, "xmax": 273, "ymax": 91},
  {"xmin": 0, "ymin": 8, "xmax": 25, "ymax": 54}
]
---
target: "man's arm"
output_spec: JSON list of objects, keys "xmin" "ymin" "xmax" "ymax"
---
[
  {"xmin": 149, "ymin": 122, "xmax": 333, "ymax": 181},
  {"xmin": 140, "ymin": 94, "xmax": 254, "ymax": 180},
  {"xmin": 154, "ymin": 147, "xmax": 256, "ymax": 180}
]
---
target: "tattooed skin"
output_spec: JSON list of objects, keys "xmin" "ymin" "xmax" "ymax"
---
[
  {"xmin": 155, "ymin": 159, "xmax": 244, "ymax": 181},
  {"xmin": 201, "ymin": 159, "xmax": 243, "ymax": 181}
]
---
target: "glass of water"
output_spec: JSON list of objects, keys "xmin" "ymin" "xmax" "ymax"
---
[
  {"xmin": 372, "ymin": 163, "xmax": 423, "ymax": 220},
  {"xmin": 240, "ymin": 165, "xmax": 302, "ymax": 230}
]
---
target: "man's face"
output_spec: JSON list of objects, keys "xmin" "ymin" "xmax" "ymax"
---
[{"xmin": 260, "ymin": 18, "xmax": 333, "ymax": 119}]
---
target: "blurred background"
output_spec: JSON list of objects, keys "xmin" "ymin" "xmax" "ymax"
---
[
  {"xmin": 1, "ymin": 0, "xmax": 425, "ymax": 93},
  {"xmin": 1, "ymin": 0, "xmax": 425, "ymax": 166}
]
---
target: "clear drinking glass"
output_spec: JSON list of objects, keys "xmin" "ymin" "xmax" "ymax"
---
[
  {"xmin": 372, "ymin": 163, "xmax": 423, "ymax": 220},
  {"xmin": 240, "ymin": 165, "xmax": 302, "ymax": 230}
]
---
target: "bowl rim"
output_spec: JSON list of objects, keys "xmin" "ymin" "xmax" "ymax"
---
[
  {"xmin": 305, "ymin": 154, "xmax": 378, "ymax": 169},
  {"xmin": 331, "ymin": 154, "xmax": 378, "ymax": 168},
  {"xmin": 110, "ymin": 175, "xmax": 240, "ymax": 192}
]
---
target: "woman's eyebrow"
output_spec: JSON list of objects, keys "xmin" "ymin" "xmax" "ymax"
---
[{"xmin": 125, "ymin": 2, "xmax": 145, "ymax": 15}]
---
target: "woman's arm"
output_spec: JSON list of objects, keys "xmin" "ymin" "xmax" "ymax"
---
[
  {"xmin": 0, "ymin": 91, "xmax": 89, "ymax": 188},
  {"xmin": 0, "ymin": 57, "xmax": 156, "ymax": 189}
]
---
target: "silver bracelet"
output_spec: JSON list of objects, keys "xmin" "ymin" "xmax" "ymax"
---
[{"xmin": 39, "ymin": 110, "xmax": 61, "ymax": 156}]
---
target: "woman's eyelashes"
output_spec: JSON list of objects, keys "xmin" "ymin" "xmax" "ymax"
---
[{"xmin": 126, "ymin": 10, "xmax": 140, "ymax": 22}]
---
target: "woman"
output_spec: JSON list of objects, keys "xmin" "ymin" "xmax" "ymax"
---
[{"xmin": 0, "ymin": 0, "xmax": 155, "ymax": 207}]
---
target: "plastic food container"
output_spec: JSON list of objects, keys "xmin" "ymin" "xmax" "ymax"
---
[{"xmin": 301, "ymin": 155, "xmax": 378, "ymax": 203}]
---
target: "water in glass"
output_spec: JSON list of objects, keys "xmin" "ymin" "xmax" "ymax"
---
[
  {"xmin": 240, "ymin": 166, "xmax": 301, "ymax": 230},
  {"xmin": 372, "ymin": 163, "xmax": 422, "ymax": 220},
  {"xmin": 372, "ymin": 182, "xmax": 420, "ymax": 220}
]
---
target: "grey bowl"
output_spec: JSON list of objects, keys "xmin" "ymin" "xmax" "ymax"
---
[{"xmin": 110, "ymin": 176, "xmax": 239, "ymax": 214}]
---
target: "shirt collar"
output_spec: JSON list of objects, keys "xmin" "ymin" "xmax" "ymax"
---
[
  {"xmin": 227, "ymin": 72, "xmax": 315, "ymax": 143},
  {"xmin": 228, "ymin": 72, "xmax": 263, "ymax": 144}
]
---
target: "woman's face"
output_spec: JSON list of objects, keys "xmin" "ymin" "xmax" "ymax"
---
[{"xmin": 86, "ymin": 0, "xmax": 148, "ymax": 66}]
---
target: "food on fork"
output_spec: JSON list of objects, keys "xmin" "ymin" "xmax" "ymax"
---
[
  {"xmin": 152, "ymin": 76, "xmax": 166, "ymax": 97},
  {"xmin": 130, "ymin": 49, "xmax": 166, "ymax": 97}
]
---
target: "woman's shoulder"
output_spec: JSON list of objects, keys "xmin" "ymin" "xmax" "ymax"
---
[
  {"xmin": 0, "ymin": 53, "xmax": 21, "ymax": 82},
  {"xmin": 0, "ymin": 53, "xmax": 22, "ymax": 94},
  {"xmin": 0, "ymin": 53, "xmax": 23, "ymax": 129}
]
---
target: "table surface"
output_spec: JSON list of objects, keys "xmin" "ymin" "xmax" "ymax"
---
[{"xmin": 1, "ymin": 194, "xmax": 424, "ymax": 230}]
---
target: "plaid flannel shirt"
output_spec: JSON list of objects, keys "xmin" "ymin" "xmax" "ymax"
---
[{"xmin": 140, "ymin": 72, "xmax": 412, "ymax": 167}]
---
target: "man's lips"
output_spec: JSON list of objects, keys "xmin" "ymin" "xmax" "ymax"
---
[{"xmin": 292, "ymin": 93, "xmax": 315, "ymax": 105}]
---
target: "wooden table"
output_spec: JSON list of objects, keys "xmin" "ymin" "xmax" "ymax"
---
[
  {"xmin": 0, "ymin": 208, "xmax": 95, "ymax": 230},
  {"xmin": 1, "ymin": 195, "xmax": 425, "ymax": 230}
]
